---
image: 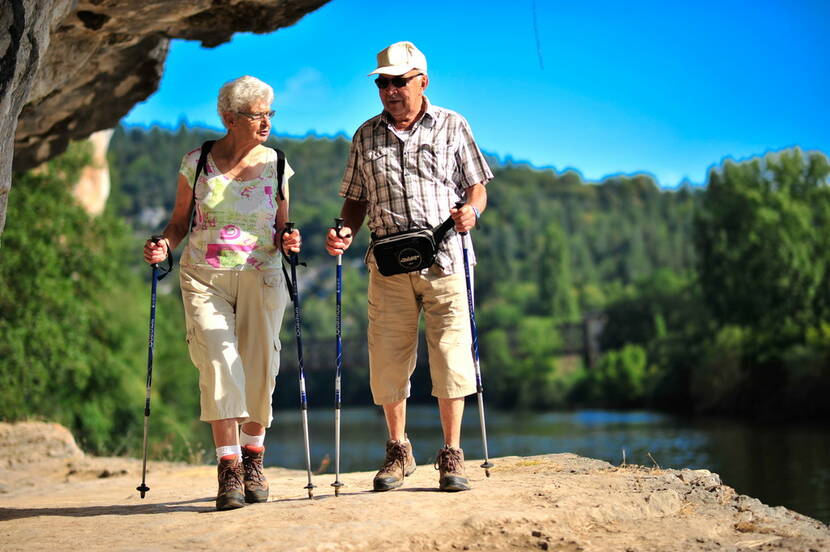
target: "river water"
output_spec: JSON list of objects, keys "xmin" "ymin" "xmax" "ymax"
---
[{"xmin": 263, "ymin": 405, "xmax": 830, "ymax": 523}]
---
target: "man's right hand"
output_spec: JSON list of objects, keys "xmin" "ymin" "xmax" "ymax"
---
[{"xmin": 326, "ymin": 226, "xmax": 353, "ymax": 256}]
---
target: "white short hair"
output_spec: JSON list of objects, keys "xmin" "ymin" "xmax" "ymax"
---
[{"xmin": 217, "ymin": 76, "xmax": 274, "ymax": 127}]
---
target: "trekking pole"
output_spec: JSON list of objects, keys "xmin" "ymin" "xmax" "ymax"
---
[
  {"xmin": 331, "ymin": 218, "xmax": 345, "ymax": 497},
  {"xmin": 137, "ymin": 235, "xmax": 172, "ymax": 498},
  {"xmin": 455, "ymin": 202, "xmax": 494, "ymax": 477},
  {"xmin": 284, "ymin": 222, "xmax": 315, "ymax": 499}
]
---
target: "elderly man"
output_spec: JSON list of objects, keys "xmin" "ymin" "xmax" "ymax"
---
[{"xmin": 326, "ymin": 41, "xmax": 493, "ymax": 492}]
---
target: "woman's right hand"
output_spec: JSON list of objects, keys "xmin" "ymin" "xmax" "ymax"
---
[
  {"xmin": 326, "ymin": 226, "xmax": 353, "ymax": 256},
  {"xmin": 143, "ymin": 238, "xmax": 169, "ymax": 265}
]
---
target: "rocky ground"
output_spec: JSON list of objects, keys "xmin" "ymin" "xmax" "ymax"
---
[{"xmin": 1, "ymin": 422, "xmax": 828, "ymax": 551}]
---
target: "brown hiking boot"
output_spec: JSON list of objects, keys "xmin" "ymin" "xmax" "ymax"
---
[
  {"xmin": 434, "ymin": 445, "xmax": 470, "ymax": 492},
  {"xmin": 216, "ymin": 457, "xmax": 245, "ymax": 511},
  {"xmin": 241, "ymin": 447, "xmax": 269, "ymax": 503},
  {"xmin": 372, "ymin": 437, "xmax": 416, "ymax": 491}
]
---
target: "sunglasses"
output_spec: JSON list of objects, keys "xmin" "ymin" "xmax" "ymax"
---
[{"xmin": 374, "ymin": 73, "xmax": 423, "ymax": 89}]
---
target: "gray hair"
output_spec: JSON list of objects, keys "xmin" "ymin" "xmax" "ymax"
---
[{"xmin": 217, "ymin": 76, "xmax": 274, "ymax": 127}]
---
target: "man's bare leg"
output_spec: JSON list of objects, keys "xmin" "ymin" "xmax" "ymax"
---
[
  {"xmin": 374, "ymin": 398, "xmax": 415, "ymax": 491},
  {"xmin": 436, "ymin": 397, "xmax": 469, "ymax": 491},
  {"xmin": 438, "ymin": 397, "xmax": 464, "ymax": 448},
  {"xmin": 383, "ymin": 398, "xmax": 407, "ymax": 441}
]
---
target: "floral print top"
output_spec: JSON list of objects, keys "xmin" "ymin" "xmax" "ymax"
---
[{"xmin": 178, "ymin": 146, "xmax": 293, "ymax": 271}]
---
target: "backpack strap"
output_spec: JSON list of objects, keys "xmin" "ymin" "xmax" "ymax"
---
[
  {"xmin": 270, "ymin": 148, "xmax": 298, "ymax": 297},
  {"xmin": 188, "ymin": 140, "xmax": 215, "ymax": 232},
  {"xmin": 274, "ymin": 148, "xmax": 286, "ymax": 201},
  {"xmin": 270, "ymin": 147, "xmax": 287, "ymax": 240}
]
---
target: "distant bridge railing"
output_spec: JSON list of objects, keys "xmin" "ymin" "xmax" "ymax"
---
[{"xmin": 281, "ymin": 313, "xmax": 606, "ymax": 372}]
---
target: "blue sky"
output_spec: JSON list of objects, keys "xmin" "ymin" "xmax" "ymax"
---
[{"xmin": 124, "ymin": 0, "xmax": 830, "ymax": 187}]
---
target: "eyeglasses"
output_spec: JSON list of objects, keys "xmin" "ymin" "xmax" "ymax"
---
[
  {"xmin": 237, "ymin": 110, "xmax": 275, "ymax": 121},
  {"xmin": 374, "ymin": 73, "xmax": 423, "ymax": 89}
]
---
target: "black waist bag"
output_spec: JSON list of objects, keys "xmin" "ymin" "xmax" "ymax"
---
[{"xmin": 371, "ymin": 216, "xmax": 455, "ymax": 277}]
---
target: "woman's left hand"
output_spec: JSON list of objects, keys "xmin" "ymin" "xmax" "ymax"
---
[{"xmin": 281, "ymin": 228, "xmax": 302, "ymax": 255}]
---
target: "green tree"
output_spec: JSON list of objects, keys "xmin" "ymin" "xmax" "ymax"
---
[
  {"xmin": 579, "ymin": 344, "xmax": 649, "ymax": 407},
  {"xmin": 692, "ymin": 148, "xmax": 830, "ymax": 417},
  {"xmin": 694, "ymin": 148, "xmax": 830, "ymax": 337},
  {"xmin": 537, "ymin": 222, "xmax": 580, "ymax": 321},
  {"xmin": 1, "ymin": 142, "xmax": 202, "ymax": 457}
]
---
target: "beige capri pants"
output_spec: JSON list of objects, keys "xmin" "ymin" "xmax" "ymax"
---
[
  {"xmin": 180, "ymin": 266, "xmax": 289, "ymax": 427},
  {"xmin": 367, "ymin": 264, "xmax": 476, "ymax": 405}
]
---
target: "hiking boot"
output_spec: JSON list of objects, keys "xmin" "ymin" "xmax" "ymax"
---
[
  {"xmin": 241, "ymin": 447, "xmax": 269, "ymax": 503},
  {"xmin": 216, "ymin": 457, "xmax": 245, "ymax": 511},
  {"xmin": 372, "ymin": 437, "xmax": 416, "ymax": 491},
  {"xmin": 434, "ymin": 445, "xmax": 470, "ymax": 492}
]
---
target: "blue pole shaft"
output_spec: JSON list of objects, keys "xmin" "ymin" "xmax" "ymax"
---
[
  {"xmin": 137, "ymin": 265, "xmax": 159, "ymax": 498},
  {"xmin": 460, "ymin": 232, "xmax": 494, "ymax": 475},
  {"xmin": 290, "ymin": 256, "xmax": 315, "ymax": 498},
  {"xmin": 333, "ymin": 253, "xmax": 343, "ymax": 494}
]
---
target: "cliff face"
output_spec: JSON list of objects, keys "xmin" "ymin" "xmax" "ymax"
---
[{"xmin": 0, "ymin": 0, "xmax": 329, "ymax": 236}]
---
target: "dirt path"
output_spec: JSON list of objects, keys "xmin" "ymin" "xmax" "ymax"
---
[{"xmin": 1, "ymin": 422, "xmax": 828, "ymax": 551}]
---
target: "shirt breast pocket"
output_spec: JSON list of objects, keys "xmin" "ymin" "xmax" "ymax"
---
[
  {"xmin": 420, "ymin": 143, "xmax": 453, "ymax": 178},
  {"xmin": 361, "ymin": 148, "xmax": 391, "ymax": 179}
]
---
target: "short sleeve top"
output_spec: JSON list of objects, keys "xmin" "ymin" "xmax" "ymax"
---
[
  {"xmin": 178, "ymin": 146, "xmax": 294, "ymax": 271},
  {"xmin": 339, "ymin": 99, "xmax": 493, "ymax": 274}
]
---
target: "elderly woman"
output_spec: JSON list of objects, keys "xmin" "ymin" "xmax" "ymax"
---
[{"xmin": 143, "ymin": 75, "xmax": 300, "ymax": 511}]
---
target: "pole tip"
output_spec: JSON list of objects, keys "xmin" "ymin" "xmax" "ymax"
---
[{"xmin": 137, "ymin": 483, "xmax": 149, "ymax": 498}]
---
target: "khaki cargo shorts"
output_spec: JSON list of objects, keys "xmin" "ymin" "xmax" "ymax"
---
[
  {"xmin": 367, "ymin": 264, "xmax": 476, "ymax": 405},
  {"xmin": 180, "ymin": 265, "xmax": 289, "ymax": 427}
]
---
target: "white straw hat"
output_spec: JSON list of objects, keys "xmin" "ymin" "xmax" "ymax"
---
[{"xmin": 368, "ymin": 41, "xmax": 428, "ymax": 76}]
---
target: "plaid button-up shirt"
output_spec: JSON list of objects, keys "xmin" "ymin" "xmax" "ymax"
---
[{"xmin": 340, "ymin": 99, "xmax": 494, "ymax": 274}]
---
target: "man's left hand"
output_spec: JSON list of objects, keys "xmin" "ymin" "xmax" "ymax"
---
[{"xmin": 450, "ymin": 204, "xmax": 477, "ymax": 233}]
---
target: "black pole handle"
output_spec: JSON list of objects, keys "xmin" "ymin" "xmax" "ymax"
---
[
  {"xmin": 453, "ymin": 201, "xmax": 469, "ymax": 235},
  {"xmin": 283, "ymin": 222, "xmax": 298, "ymax": 265},
  {"xmin": 333, "ymin": 217, "xmax": 353, "ymax": 240},
  {"xmin": 149, "ymin": 234, "xmax": 173, "ymax": 276},
  {"xmin": 150, "ymin": 235, "xmax": 164, "ymax": 268}
]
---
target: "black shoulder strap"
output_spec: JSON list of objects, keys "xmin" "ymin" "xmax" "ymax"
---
[
  {"xmin": 270, "ymin": 147, "xmax": 287, "ymax": 240},
  {"xmin": 271, "ymin": 148, "xmax": 297, "ymax": 298},
  {"xmin": 274, "ymin": 148, "xmax": 286, "ymax": 201},
  {"xmin": 432, "ymin": 213, "xmax": 457, "ymax": 244},
  {"xmin": 189, "ymin": 140, "xmax": 215, "ymax": 232}
]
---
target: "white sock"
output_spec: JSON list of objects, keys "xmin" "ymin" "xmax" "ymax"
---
[
  {"xmin": 240, "ymin": 430, "xmax": 265, "ymax": 449},
  {"xmin": 216, "ymin": 445, "xmax": 241, "ymax": 462}
]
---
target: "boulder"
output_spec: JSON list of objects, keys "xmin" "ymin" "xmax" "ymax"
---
[{"xmin": 0, "ymin": 420, "xmax": 84, "ymax": 468}]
